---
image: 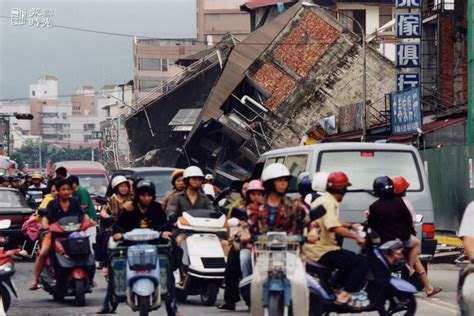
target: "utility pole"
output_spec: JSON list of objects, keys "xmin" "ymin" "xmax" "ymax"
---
[{"xmin": 468, "ymin": 0, "xmax": 474, "ymax": 144}]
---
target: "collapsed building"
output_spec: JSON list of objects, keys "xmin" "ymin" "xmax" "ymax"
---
[{"xmin": 125, "ymin": 3, "xmax": 398, "ymax": 178}]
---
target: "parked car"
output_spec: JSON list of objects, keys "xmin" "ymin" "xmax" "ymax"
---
[
  {"xmin": 0, "ymin": 188, "xmax": 34, "ymax": 248},
  {"xmin": 51, "ymin": 161, "xmax": 109, "ymax": 197},
  {"xmin": 252, "ymin": 142, "xmax": 437, "ymax": 263},
  {"xmin": 124, "ymin": 167, "xmax": 176, "ymax": 202}
]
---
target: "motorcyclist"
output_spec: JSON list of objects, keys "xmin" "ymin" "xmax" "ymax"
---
[
  {"xmin": 306, "ymin": 171, "xmax": 368, "ymax": 308},
  {"xmin": 166, "ymin": 166, "xmax": 216, "ymax": 248},
  {"xmin": 368, "ymin": 176, "xmax": 420, "ymax": 275},
  {"xmin": 29, "ymin": 173, "xmax": 47, "ymax": 189},
  {"xmin": 244, "ymin": 163, "xmax": 312, "ymax": 315},
  {"xmin": 218, "ymin": 179, "xmax": 262, "ymax": 311},
  {"xmin": 204, "ymin": 174, "xmax": 221, "ymax": 197},
  {"xmin": 112, "ymin": 179, "xmax": 179, "ymax": 316},
  {"xmin": 97, "ymin": 176, "xmax": 134, "ymax": 268},
  {"xmin": 29, "ymin": 178, "xmax": 89, "ymax": 290},
  {"xmin": 392, "ymin": 176, "xmax": 442, "ymax": 297},
  {"xmin": 297, "ymin": 172, "xmax": 313, "ymax": 206},
  {"xmin": 162, "ymin": 169, "xmax": 185, "ymax": 212},
  {"xmin": 459, "ymin": 202, "xmax": 474, "ymax": 315}
]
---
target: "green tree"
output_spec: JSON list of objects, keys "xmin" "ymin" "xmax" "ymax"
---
[{"xmin": 11, "ymin": 140, "xmax": 99, "ymax": 169}]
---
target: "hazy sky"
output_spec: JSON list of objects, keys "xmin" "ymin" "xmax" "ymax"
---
[{"xmin": 0, "ymin": 0, "xmax": 196, "ymax": 100}]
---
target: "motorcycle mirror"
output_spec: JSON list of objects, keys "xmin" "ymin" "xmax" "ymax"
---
[
  {"xmin": 415, "ymin": 214, "xmax": 423, "ymax": 224},
  {"xmin": 95, "ymin": 196, "xmax": 108, "ymax": 205},
  {"xmin": 310, "ymin": 205, "xmax": 327, "ymax": 221},
  {"xmin": 232, "ymin": 208, "xmax": 248, "ymax": 221},
  {"xmin": 168, "ymin": 213, "xmax": 179, "ymax": 224},
  {"xmin": 37, "ymin": 208, "xmax": 48, "ymax": 216},
  {"xmin": 0, "ymin": 219, "xmax": 11, "ymax": 230},
  {"xmin": 218, "ymin": 199, "xmax": 227, "ymax": 208}
]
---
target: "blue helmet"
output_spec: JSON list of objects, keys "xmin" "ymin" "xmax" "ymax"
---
[{"xmin": 297, "ymin": 172, "xmax": 313, "ymax": 197}]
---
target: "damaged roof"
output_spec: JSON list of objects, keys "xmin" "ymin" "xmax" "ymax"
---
[{"xmin": 194, "ymin": 2, "xmax": 303, "ymax": 126}]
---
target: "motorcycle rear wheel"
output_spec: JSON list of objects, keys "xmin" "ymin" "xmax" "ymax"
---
[
  {"xmin": 0, "ymin": 284, "xmax": 11, "ymax": 312},
  {"xmin": 381, "ymin": 294, "xmax": 417, "ymax": 316},
  {"xmin": 74, "ymin": 279, "xmax": 86, "ymax": 307}
]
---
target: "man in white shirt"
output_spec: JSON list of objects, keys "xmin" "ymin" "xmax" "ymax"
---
[{"xmin": 459, "ymin": 203, "xmax": 474, "ymax": 315}]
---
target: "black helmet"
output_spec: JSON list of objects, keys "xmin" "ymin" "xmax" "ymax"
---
[
  {"xmin": 297, "ymin": 173, "xmax": 313, "ymax": 197},
  {"xmin": 373, "ymin": 176, "xmax": 394, "ymax": 198},
  {"xmin": 135, "ymin": 179, "xmax": 156, "ymax": 197}
]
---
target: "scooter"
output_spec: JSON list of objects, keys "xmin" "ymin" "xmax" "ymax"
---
[
  {"xmin": 245, "ymin": 232, "xmax": 304, "ymax": 316},
  {"xmin": 40, "ymin": 215, "xmax": 95, "ymax": 306},
  {"xmin": 0, "ymin": 220, "xmax": 19, "ymax": 314},
  {"xmin": 307, "ymin": 225, "xmax": 418, "ymax": 316},
  {"xmin": 175, "ymin": 209, "xmax": 227, "ymax": 306}
]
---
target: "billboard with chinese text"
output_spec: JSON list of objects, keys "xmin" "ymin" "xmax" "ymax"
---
[{"xmin": 391, "ymin": 88, "xmax": 422, "ymax": 135}]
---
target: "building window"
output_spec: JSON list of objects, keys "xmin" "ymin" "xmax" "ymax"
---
[
  {"xmin": 338, "ymin": 10, "xmax": 366, "ymax": 36},
  {"xmin": 139, "ymin": 78, "xmax": 163, "ymax": 91},
  {"xmin": 139, "ymin": 58, "xmax": 161, "ymax": 71},
  {"xmin": 161, "ymin": 59, "xmax": 168, "ymax": 72},
  {"xmin": 44, "ymin": 91, "xmax": 47, "ymax": 94},
  {"xmin": 32, "ymin": 90, "xmax": 35, "ymax": 96},
  {"xmin": 83, "ymin": 123, "xmax": 95, "ymax": 131},
  {"xmin": 379, "ymin": 6, "xmax": 393, "ymax": 27},
  {"xmin": 72, "ymin": 106, "xmax": 81, "ymax": 112}
]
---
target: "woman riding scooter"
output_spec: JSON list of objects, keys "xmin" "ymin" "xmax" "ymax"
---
[
  {"xmin": 244, "ymin": 163, "xmax": 313, "ymax": 316},
  {"xmin": 218, "ymin": 180, "xmax": 264, "ymax": 311},
  {"xmin": 29, "ymin": 178, "xmax": 90, "ymax": 290},
  {"xmin": 96, "ymin": 175, "xmax": 134, "ymax": 314},
  {"xmin": 162, "ymin": 169, "xmax": 185, "ymax": 212},
  {"xmin": 392, "ymin": 176, "xmax": 442, "ymax": 297}
]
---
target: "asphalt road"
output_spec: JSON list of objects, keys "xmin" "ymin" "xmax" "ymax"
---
[{"xmin": 7, "ymin": 262, "xmax": 460, "ymax": 316}]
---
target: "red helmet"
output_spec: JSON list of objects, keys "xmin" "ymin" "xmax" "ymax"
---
[
  {"xmin": 392, "ymin": 176, "xmax": 410, "ymax": 194},
  {"xmin": 327, "ymin": 172, "xmax": 352, "ymax": 190}
]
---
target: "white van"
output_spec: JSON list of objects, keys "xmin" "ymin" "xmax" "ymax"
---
[{"xmin": 251, "ymin": 142, "xmax": 437, "ymax": 259}]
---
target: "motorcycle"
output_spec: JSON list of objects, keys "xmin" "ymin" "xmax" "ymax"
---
[
  {"xmin": 306, "ymin": 225, "xmax": 418, "ymax": 316},
  {"xmin": 108, "ymin": 215, "xmax": 178, "ymax": 316},
  {"xmin": 39, "ymin": 215, "xmax": 95, "ymax": 306},
  {"xmin": 0, "ymin": 220, "xmax": 19, "ymax": 314},
  {"xmin": 175, "ymin": 209, "xmax": 227, "ymax": 306},
  {"xmin": 242, "ymin": 232, "xmax": 304, "ymax": 316}
]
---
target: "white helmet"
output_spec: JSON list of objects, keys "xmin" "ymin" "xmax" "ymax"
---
[
  {"xmin": 183, "ymin": 166, "xmax": 205, "ymax": 179},
  {"xmin": 312, "ymin": 171, "xmax": 329, "ymax": 192},
  {"xmin": 261, "ymin": 163, "xmax": 291, "ymax": 182},
  {"xmin": 111, "ymin": 175, "xmax": 128, "ymax": 189},
  {"xmin": 205, "ymin": 174, "xmax": 214, "ymax": 180}
]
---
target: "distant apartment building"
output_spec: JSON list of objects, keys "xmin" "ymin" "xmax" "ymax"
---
[
  {"xmin": 133, "ymin": 0, "xmax": 250, "ymax": 100},
  {"xmin": 71, "ymin": 86, "xmax": 96, "ymax": 116},
  {"xmin": 27, "ymin": 76, "xmax": 103, "ymax": 149}
]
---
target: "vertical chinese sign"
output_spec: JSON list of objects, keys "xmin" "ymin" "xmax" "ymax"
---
[{"xmin": 395, "ymin": 0, "xmax": 422, "ymax": 91}]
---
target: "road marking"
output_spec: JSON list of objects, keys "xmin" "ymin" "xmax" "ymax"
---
[{"xmin": 418, "ymin": 297, "xmax": 458, "ymax": 314}]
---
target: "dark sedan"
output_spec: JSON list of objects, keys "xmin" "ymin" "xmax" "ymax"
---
[{"xmin": 0, "ymin": 188, "xmax": 34, "ymax": 247}]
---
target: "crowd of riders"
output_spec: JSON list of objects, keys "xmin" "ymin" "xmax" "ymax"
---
[{"xmin": 12, "ymin": 162, "xmax": 445, "ymax": 315}]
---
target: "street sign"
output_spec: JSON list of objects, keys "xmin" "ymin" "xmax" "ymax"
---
[
  {"xmin": 395, "ymin": 0, "xmax": 421, "ymax": 8},
  {"xmin": 396, "ymin": 13, "xmax": 421, "ymax": 38},
  {"xmin": 396, "ymin": 73, "xmax": 420, "ymax": 91},
  {"xmin": 391, "ymin": 88, "xmax": 422, "ymax": 135},
  {"xmin": 338, "ymin": 102, "xmax": 364, "ymax": 133},
  {"xmin": 91, "ymin": 131, "xmax": 103, "ymax": 139},
  {"xmin": 396, "ymin": 43, "xmax": 420, "ymax": 67}
]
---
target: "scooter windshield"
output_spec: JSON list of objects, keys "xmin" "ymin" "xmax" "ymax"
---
[{"xmin": 186, "ymin": 209, "xmax": 223, "ymax": 219}]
